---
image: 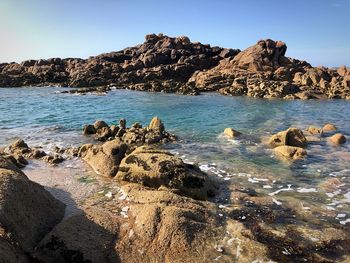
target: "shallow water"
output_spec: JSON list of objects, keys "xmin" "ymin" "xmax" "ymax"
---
[{"xmin": 1, "ymin": 87, "xmax": 350, "ymax": 228}]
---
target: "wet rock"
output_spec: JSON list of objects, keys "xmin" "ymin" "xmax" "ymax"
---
[
  {"xmin": 82, "ymin": 139, "xmax": 128, "ymax": 177},
  {"xmin": 223, "ymin": 128, "xmax": 242, "ymax": 138},
  {"xmin": 0, "ymin": 236, "xmax": 29, "ymax": 263},
  {"xmin": 93, "ymin": 120, "xmax": 109, "ymax": 130},
  {"xmin": 322, "ymin": 123, "xmax": 337, "ymax": 132},
  {"xmin": 94, "ymin": 126, "xmax": 111, "ymax": 142},
  {"xmin": 42, "ymin": 154, "xmax": 65, "ymax": 165},
  {"xmin": 306, "ymin": 126, "xmax": 323, "ymax": 135},
  {"xmin": 269, "ymin": 128, "xmax": 307, "ymax": 148},
  {"xmin": 0, "ymin": 154, "xmax": 65, "ymax": 253},
  {"xmin": 329, "ymin": 133, "xmax": 346, "ymax": 145},
  {"xmin": 274, "ymin": 145, "xmax": 307, "ymax": 160},
  {"xmin": 116, "ymin": 146, "xmax": 216, "ymax": 200},
  {"xmin": 82, "ymin": 124, "xmax": 96, "ymax": 135}
]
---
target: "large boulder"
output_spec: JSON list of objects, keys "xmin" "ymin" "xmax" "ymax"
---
[
  {"xmin": 82, "ymin": 139, "xmax": 128, "ymax": 177},
  {"xmin": 268, "ymin": 128, "xmax": 307, "ymax": 148},
  {"xmin": 0, "ymin": 236, "xmax": 28, "ymax": 263},
  {"xmin": 116, "ymin": 146, "xmax": 216, "ymax": 200},
  {"xmin": 0, "ymin": 154, "xmax": 65, "ymax": 252}
]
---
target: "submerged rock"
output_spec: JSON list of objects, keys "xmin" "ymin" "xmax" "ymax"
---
[{"xmin": 274, "ymin": 145, "xmax": 307, "ymax": 160}]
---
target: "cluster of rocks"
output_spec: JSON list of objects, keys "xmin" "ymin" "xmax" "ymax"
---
[
  {"xmin": 0, "ymin": 33, "xmax": 239, "ymax": 95},
  {"xmin": 268, "ymin": 123, "xmax": 346, "ymax": 160},
  {"xmin": 189, "ymin": 39, "xmax": 350, "ymax": 99},
  {"xmin": 83, "ymin": 116, "xmax": 176, "ymax": 145},
  {"xmin": 0, "ymin": 139, "xmax": 65, "ymax": 167}
]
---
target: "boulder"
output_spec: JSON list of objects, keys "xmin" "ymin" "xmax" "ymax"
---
[
  {"xmin": 268, "ymin": 128, "xmax": 307, "ymax": 148},
  {"xmin": 116, "ymin": 146, "xmax": 216, "ymax": 200},
  {"xmin": 83, "ymin": 124, "xmax": 96, "ymax": 135},
  {"xmin": 82, "ymin": 139, "xmax": 128, "ymax": 177},
  {"xmin": 322, "ymin": 123, "xmax": 337, "ymax": 132},
  {"xmin": 93, "ymin": 120, "xmax": 109, "ymax": 130},
  {"xmin": 0, "ymin": 236, "xmax": 28, "ymax": 263},
  {"xmin": 274, "ymin": 145, "xmax": 307, "ymax": 160},
  {"xmin": 223, "ymin": 128, "xmax": 242, "ymax": 138},
  {"xmin": 148, "ymin": 116, "xmax": 165, "ymax": 133},
  {"xmin": 329, "ymin": 133, "xmax": 346, "ymax": 145},
  {"xmin": 0, "ymin": 154, "xmax": 65, "ymax": 252}
]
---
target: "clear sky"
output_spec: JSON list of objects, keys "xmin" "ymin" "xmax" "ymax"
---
[{"xmin": 0, "ymin": 0, "xmax": 349, "ymax": 67}]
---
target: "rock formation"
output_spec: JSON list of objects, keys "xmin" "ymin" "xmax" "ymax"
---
[{"xmin": 0, "ymin": 33, "xmax": 239, "ymax": 95}]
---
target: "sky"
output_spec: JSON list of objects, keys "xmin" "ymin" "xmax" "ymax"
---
[{"xmin": 0, "ymin": 0, "xmax": 349, "ymax": 67}]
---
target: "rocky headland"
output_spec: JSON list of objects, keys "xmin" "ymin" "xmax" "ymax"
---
[{"xmin": 1, "ymin": 33, "xmax": 349, "ymax": 99}]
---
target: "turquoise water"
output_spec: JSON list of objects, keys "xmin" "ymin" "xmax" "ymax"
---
[{"xmin": 1, "ymin": 87, "xmax": 350, "ymax": 225}]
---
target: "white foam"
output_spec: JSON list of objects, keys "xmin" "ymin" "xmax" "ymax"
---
[
  {"xmin": 340, "ymin": 219, "xmax": 350, "ymax": 225},
  {"xmin": 336, "ymin": 213, "xmax": 346, "ymax": 218},
  {"xmin": 297, "ymin": 188, "xmax": 317, "ymax": 193},
  {"xmin": 272, "ymin": 198, "xmax": 282, "ymax": 205},
  {"xmin": 269, "ymin": 184, "xmax": 293, "ymax": 196}
]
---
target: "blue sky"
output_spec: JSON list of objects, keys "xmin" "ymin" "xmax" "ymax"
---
[{"xmin": 0, "ymin": 0, "xmax": 349, "ymax": 67}]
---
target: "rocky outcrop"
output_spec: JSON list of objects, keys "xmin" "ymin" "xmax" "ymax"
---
[
  {"xmin": 2, "ymin": 139, "xmax": 65, "ymax": 166},
  {"xmin": 0, "ymin": 153, "xmax": 65, "ymax": 254},
  {"xmin": 0, "ymin": 33, "xmax": 239, "ymax": 95},
  {"xmin": 188, "ymin": 39, "xmax": 350, "ymax": 99},
  {"xmin": 83, "ymin": 117, "xmax": 176, "ymax": 144},
  {"xmin": 1, "ymin": 34, "xmax": 348, "ymax": 99}
]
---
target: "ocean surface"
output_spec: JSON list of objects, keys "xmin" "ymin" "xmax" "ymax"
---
[{"xmin": 1, "ymin": 87, "xmax": 350, "ymax": 226}]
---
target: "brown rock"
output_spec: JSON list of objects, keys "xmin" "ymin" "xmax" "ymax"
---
[
  {"xmin": 274, "ymin": 145, "xmax": 307, "ymax": 160},
  {"xmin": 148, "ymin": 116, "xmax": 165, "ymax": 133},
  {"xmin": 82, "ymin": 139, "xmax": 128, "ymax": 177},
  {"xmin": 0, "ymin": 154, "xmax": 65, "ymax": 252},
  {"xmin": 93, "ymin": 120, "xmax": 109, "ymax": 130},
  {"xmin": 116, "ymin": 146, "xmax": 216, "ymax": 200},
  {"xmin": 223, "ymin": 128, "xmax": 242, "ymax": 138},
  {"xmin": 322, "ymin": 123, "xmax": 337, "ymax": 132},
  {"xmin": 329, "ymin": 133, "xmax": 346, "ymax": 145},
  {"xmin": 269, "ymin": 128, "xmax": 307, "ymax": 148},
  {"xmin": 83, "ymin": 124, "xmax": 96, "ymax": 135},
  {"xmin": 306, "ymin": 126, "xmax": 323, "ymax": 135}
]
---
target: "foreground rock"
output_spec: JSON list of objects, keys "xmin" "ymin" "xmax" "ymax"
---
[
  {"xmin": 116, "ymin": 146, "xmax": 216, "ymax": 200},
  {"xmin": 0, "ymin": 153, "xmax": 65, "ymax": 255},
  {"xmin": 269, "ymin": 128, "xmax": 307, "ymax": 148}
]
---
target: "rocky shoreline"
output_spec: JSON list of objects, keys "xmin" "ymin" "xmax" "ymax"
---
[
  {"xmin": 0, "ymin": 117, "xmax": 350, "ymax": 262},
  {"xmin": 1, "ymin": 33, "xmax": 349, "ymax": 99}
]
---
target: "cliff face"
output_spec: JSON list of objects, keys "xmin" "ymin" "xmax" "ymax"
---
[{"xmin": 0, "ymin": 34, "xmax": 349, "ymax": 99}]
